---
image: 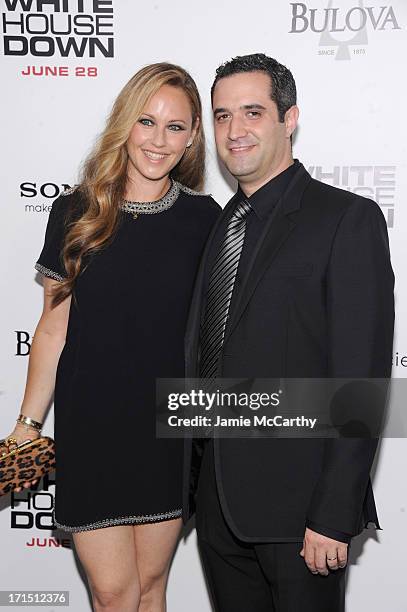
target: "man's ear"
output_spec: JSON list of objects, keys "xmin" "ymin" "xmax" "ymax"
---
[{"xmin": 285, "ymin": 105, "xmax": 299, "ymax": 139}]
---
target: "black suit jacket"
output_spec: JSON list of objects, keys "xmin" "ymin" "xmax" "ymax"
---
[{"xmin": 182, "ymin": 163, "xmax": 394, "ymax": 542}]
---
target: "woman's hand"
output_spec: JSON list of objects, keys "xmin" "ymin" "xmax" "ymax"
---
[{"xmin": 1, "ymin": 424, "xmax": 42, "ymax": 492}]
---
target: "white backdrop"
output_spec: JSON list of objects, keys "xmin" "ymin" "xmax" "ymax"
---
[{"xmin": 1, "ymin": 0, "xmax": 406, "ymax": 610}]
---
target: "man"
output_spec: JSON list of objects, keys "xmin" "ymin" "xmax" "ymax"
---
[{"xmin": 182, "ymin": 54, "xmax": 394, "ymax": 611}]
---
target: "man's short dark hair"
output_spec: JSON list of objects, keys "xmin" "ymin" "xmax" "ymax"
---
[{"xmin": 211, "ymin": 53, "xmax": 297, "ymax": 122}]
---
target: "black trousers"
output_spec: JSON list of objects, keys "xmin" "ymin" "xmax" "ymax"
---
[{"xmin": 195, "ymin": 439, "xmax": 347, "ymax": 612}]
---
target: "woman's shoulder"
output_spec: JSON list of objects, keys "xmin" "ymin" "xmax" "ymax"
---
[
  {"xmin": 177, "ymin": 182, "xmax": 222, "ymax": 216},
  {"xmin": 51, "ymin": 184, "xmax": 86, "ymax": 220}
]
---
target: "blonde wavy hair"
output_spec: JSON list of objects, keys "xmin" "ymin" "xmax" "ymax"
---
[{"xmin": 51, "ymin": 62, "xmax": 205, "ymax": 307}]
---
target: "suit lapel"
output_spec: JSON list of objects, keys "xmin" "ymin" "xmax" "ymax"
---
[
  {"xmin": 223, "ymin": 164, "xmax": 312, "ymax": 344},
  {"xmin": 185, "ymin": 163, "xmax": 312, "ymax": 374}
]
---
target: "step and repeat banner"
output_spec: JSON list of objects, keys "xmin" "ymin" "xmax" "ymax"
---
[{"xmin": 1, "ymin": 1, "xmax": 406, "ymax": 610}]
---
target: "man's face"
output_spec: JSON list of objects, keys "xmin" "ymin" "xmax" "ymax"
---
[{"xmin": 212, "ymin": 71, "xmax": 296, "ymax": 190}]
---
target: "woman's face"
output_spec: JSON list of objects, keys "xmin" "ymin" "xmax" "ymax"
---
[{"xmin": 127, "ymin": 84, "xmax": 197, "ymax": 184}]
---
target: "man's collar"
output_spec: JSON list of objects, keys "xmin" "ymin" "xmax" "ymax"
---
[{"xmin": 236, "ymin": 159, "xmax": 301, "ymax": 220}]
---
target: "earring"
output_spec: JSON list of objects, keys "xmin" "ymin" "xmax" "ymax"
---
[{"xmin": 186, "ymin": 141, "xmax": 192, "ymax": 148}]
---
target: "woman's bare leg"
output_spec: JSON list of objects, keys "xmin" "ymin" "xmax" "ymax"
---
[
  {"xmin": 73, "ymin": 525, "xmax": 140, "ymax": 612},
  {"xmin": 134, "ymin": 518, "xmax": 182, "ymax": 612}
]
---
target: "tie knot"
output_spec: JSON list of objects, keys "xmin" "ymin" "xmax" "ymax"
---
[{"xmin": 232, "ymin": 199, "xmax": 252, "ymax": 222}]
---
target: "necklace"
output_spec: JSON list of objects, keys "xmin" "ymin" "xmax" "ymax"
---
[{"xmin": 121, "ymin": 179, "xmax": 180, "ymax": 220}]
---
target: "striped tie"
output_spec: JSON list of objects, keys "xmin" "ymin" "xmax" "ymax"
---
[{"xmin": 199, "ymin": 199, "xmax": 252, "ymax": 378}]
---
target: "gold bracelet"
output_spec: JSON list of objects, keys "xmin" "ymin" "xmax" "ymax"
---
[{"xmin": 16, "ymin": 414, "xmax": 43, "ymax": 432}]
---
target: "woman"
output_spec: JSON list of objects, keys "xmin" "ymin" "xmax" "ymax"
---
[{"xmin": 1, "ymin": 63, "xmax": 220, "ymax": 611}]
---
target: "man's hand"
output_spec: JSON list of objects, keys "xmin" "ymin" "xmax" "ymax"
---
[{"xmin": 300, "ymin": 528, "xmax": 348, "ymax": 576}]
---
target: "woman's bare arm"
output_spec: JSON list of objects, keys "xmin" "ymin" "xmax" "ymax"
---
[
  {"xmin": 19, "ymin": 277, "xmax": 71, "ymax": 424},
  {"xmin": 2, "ymin": 277, "xmax": 71, "ymax": 491}
]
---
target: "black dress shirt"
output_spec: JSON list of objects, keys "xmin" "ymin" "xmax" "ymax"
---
[
  {"xmin": 203, "ymin": 160, "xmax": 299, "ymax": 302},
  {"xmin": 202, "ymin": 158, "xmax": 352, "ymax": 544}
]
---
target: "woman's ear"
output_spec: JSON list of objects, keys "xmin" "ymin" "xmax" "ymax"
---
[{"xmin": 187, "ymin": 116, "xmax": 200, "ymax": 147}]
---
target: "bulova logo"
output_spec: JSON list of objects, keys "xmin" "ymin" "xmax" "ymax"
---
[
  {"xmin": 15, "ymin": 330, "xmax": 31, "ymax": 355},
  {"xmin": 2, "ymin": 0, "xmax": 114, "ymax": 58},
  {"xmin": 289, "ymin": 1, "xmax": 401, "ymax": 60}
]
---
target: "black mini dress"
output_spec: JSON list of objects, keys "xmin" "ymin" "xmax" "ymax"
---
[{"xmin": 34, "ymin": 180, "xmax": 220, "ymax": 532}]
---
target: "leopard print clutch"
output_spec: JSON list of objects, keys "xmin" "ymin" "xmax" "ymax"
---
[{"xmin": 0, "ymin": 437, "xmax": 55, "ymax": 496}]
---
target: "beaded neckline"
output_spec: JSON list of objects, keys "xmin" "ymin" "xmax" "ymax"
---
[
  {"xmin": 120, "ymin": 180, "xmax": 202, "ymax": 217},
  {"xmin": 121, "ymin": 179, "xmax": 178, "ymax": 215},
  {"xmin": 60, "ymin": 181, "xmax": 204, "ymax": 218}
]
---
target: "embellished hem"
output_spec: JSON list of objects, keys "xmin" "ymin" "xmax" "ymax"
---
[
  {"xmin": 52, "ymin": 508, "xmax": 183, "ymax": 532},
  {"xmin": 35, "ymin": 262, "xmax": 65, "ymax": 282}
]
